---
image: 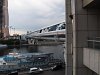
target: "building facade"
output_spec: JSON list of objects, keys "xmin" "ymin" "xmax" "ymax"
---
[
  {"xmin": 0, "ymin": 0, "xmax": 9, "ymax": 39},
  {"xmin": 65, "ymin": 0, "xmax": 100, "ymax": 75}
]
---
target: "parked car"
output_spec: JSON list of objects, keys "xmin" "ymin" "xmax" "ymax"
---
[{"xmin": 29, "ymin": 67, "xmax": 43, "ymax": 74}]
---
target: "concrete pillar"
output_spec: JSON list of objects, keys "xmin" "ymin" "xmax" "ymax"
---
[{"xmin": 65, "ymin": 0, "xmax": 73, "ymax": 75}]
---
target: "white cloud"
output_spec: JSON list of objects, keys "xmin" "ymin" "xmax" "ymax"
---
[{"xmin": 8, "ymin": 0, "xmax": 65, "ymax": 34}]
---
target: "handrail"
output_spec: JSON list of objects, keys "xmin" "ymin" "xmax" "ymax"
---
[{"xmin": 87, "ymin": 39, "xmax": 100, "ymax": 49}]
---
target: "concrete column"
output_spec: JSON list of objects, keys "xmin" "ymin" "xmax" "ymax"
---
[{"xmin": 65, "ymin": 0, "xmax": 73, "ymax": 75}]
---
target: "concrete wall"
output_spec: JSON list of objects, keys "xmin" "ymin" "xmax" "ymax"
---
[
  {"xmin": 72, "ymin": 0, "xmax": 100, "ymax": 74},
  {"xmin": 83, "ymin": 0, "xmax": 93, "ymax": 7},
  {"xmin": 84, "ymin": 48, "xmax": 100, "ymax": 74},
  {"xmin": 65, "ymin": 0, "xmax": 100, "ymax": 75}
]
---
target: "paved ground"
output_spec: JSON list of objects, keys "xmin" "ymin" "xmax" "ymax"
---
[
  {"xmin": 0, "ymin": 67, "xmax": 65, "ymax": 75},
  {"xmin": 19, "ymin": 69, "xmax": 65, "ymax": 75}
]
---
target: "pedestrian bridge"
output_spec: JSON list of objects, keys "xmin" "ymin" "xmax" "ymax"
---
[
  {"xmin": 27, "ymin": 22, "xmax": 65, "ymax": 37},
  {"xmin": 27, "ymin": 29, "xmax": 65, "ymax": 37},
  {"xmin": 25, "ymin": 22, "xmax": 66, "ymax": 45}
]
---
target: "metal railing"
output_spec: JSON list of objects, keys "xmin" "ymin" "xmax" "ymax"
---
[{"xmin": 87, "ymin": 37, "xmax": 100, "ymax": 49}]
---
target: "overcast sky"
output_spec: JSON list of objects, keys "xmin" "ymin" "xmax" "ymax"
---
[{"xmin": 8, "ymin": 0, "xmax": 65, "ymax": 35}]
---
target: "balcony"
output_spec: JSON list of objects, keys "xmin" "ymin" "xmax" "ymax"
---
[
  {"xmin": 83, "ymin": 0, "xmax": 100, "ymax": 8},
  {"xmin": 83, "ymin": 37, "xmax": 100, "ymax": 74}
]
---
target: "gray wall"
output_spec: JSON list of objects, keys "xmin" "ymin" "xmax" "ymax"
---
[
  {"xmin": 84, "ymin": 48, "xmax": 100, "ymax": 74},
  {"xmin": 65, "ymin": 0, "xmax": 100, "ymax": 75}
]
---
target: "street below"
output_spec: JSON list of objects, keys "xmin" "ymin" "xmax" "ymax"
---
[{"xmin": 19, "ymin": 69, "xmax": 65, "ymax": 75}]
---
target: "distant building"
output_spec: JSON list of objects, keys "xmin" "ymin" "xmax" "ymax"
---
[{"xmin": 0, "ymin": 0, "xmax": 9, "ymax": 39}]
